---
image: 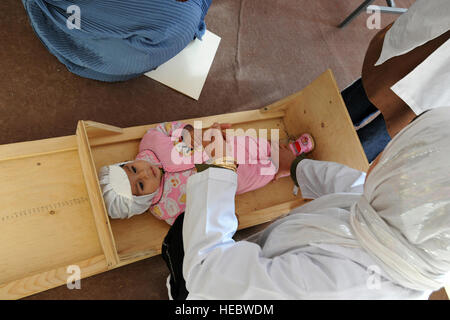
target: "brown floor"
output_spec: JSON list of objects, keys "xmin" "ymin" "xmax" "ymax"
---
[{"xmin": 3, "ymin": 0, "xmax": 446, "ymax": 300}]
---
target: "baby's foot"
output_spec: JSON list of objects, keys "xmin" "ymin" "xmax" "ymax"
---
[{"xmin": 289, "ymin": 133, "xmax": 315, "ymax": 157}]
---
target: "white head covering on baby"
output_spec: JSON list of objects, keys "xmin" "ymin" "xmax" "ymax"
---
[
  {"xmin": 350, "ymin": 107, "xmax": 450, "ymax": 291},
  {"xmin": 99, "ymin": 161, "xmax": 158, "ymax": 219}
]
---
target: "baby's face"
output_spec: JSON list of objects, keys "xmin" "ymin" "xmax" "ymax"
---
[{"xmin": 122, "ymin": 160, "xmax": 162, "ymax": 196}]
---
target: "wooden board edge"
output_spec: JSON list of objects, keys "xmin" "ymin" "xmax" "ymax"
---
[
  {"xmin": 114, "ymin": 199, "xmax": 307, "ymax": 267},
  {"xmin": 86, "ymin": 110, "xmax": 287, "ymax": 147},
  {"xmin": 116, "ymin": 250, "xmax": 160, "ymax": 268},
  {"xmin": 283, "ymin": 69, "xmax": 369, "ymax": 172},
  {"xmin": 325, "ymin": 69, "xmax": 369, "ymax": 169},
  {"xmin": 237, "ymin": 199, "xmax": 306, "ymax": 230},
  {"xmin": 76, "ymin": 121, "xmax": 119, "ymax": 268},
  {"xmin": 260, "ymin": 91, "xmax": 304, "ymax": 114},
  {"xmin": 0, "ymin": 136, "xmax": 77, "ymax": 162},
  {"xmin": 84, "ymin": 121, "xmax": 124, "ymax": 138},
  {"xmin": 0, "ymin": 255, "xmax": 107, "ymax": 300}
]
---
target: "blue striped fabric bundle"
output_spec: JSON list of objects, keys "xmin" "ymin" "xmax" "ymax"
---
[{"xmin": 22, "ymin": 0, "xmax": 212, "ymax": 82}]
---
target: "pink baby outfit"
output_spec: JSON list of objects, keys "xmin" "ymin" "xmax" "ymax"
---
[{"xmin": 136, "ymin": 122, "xmax": 277, "ymax": 225}]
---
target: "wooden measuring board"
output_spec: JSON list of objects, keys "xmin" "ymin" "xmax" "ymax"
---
[
  {"xmin": 1, "ymin": 197, "xmax": 89, "ymax": 222},
  {"xmin": 0, "ymin": 70, "xmax": 369, "ymax": 299},
  {"xmin": 0, "ymin": 147, "xmax": 104, "ymax": 288}
]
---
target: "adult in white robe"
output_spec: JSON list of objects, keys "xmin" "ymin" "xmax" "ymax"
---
[{"xmin": 181, "ymin": 107, "xmax": 450, "ymax": 299}]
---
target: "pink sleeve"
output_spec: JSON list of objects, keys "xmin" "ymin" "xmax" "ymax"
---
[
  {"xmin": 154, "ymin": 121, "xmax": 188, "ymax": 137},
  {"xmin": 139, "ymin": 121, "xmax": 189, "ymax": 153}
]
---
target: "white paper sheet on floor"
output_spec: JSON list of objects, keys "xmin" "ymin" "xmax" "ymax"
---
[{"xmin": 145, "ymin": 30, "xmax": 221, "ymax": 100}]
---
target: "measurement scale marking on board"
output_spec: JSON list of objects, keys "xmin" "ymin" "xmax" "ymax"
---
[{"xmin": 1, "ymin": 196, "xmax": 89, "ymax": 223}]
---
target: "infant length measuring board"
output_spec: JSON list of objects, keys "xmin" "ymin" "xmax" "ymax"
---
[{"xmin": 0, "ymin": 70, "xmax": 369, "ymax": 299}]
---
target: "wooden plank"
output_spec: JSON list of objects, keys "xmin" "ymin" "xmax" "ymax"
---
[
  {"xmin": 0, "ymin": 150, "xmax": 103, "ymax": 286},
  {"xmin": 237, "ymin": 198, "xmax": 307, "ymax": 230},
  {"xmin": 0, "ymin": 136, "xmax": 77, "ymax": 162},
  {"xmin": 87, "ymin": 110, "xmax": 286, "ymax": 147},
  {"xmin": 0, "ymin": 69, "xmax": 370, "ymax": 299},
  {"xmin": 110, "ymin": 214, "xmax": 169, "ymax": 261},
  {"xmin": 0, "ymin": 147, "xmax": 78, "ymax": 163},
  {"xmin": 76, "ymin": 121, "xmax": 119, "ymax": 269},
  {"xmin": 0, "ymin": 255, "xmax": 107, "ymax": 300},
  {"xmin": 283, "ymin": 70, "xmax": 369, "ymax": 172},
  {"xmin": 84, "ymin": 121, "xmax": 123, "ymax": 138},
  {"xmin": 259, "ymin": 91, "xmax": 304, "ymax": 114},
  {"xmin": 235, "ymin": 176, "xmax": 301, "ymax": 220}
]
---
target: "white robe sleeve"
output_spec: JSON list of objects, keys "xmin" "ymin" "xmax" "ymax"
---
[
  {"xmin": 296, "ymin": 159, "xmax": 366, "ymax": 199},
  {"xmin": 182, "ymin": 167, "xmax": 422, "ymax": 299},
  {"xmin": 182, "ymin": 168, "xmax": 311, "ymax": 299}
]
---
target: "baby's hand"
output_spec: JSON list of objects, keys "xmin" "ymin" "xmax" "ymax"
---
[
  {"xmin": 185, "ymin": 123, "xmax": 232, "ymax": 151},
  {"xmin": 275, "ymin": 144, "xmax": 296, "ymax": 180},
  {"xmin": 203, "ymin": 122, "xmax": 233, "ymax": 159}
]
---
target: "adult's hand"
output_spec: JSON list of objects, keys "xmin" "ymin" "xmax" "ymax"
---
[
  {"xmin": 185, "ymin": 123, "xmax": 232, "ymax": 150},
  {"xmin": 203, "ymin": 122, "xmax": 233, "ymax": 160},
  {"xmin": 274, "ymin": 144, "xmax": 296, "ymax": 180}
]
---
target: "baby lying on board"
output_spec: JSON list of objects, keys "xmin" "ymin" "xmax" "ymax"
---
[{"xmin": 99, "ymin": 121, "xmax": 314, "ymax": 225}]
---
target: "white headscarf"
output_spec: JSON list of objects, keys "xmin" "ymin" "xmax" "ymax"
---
[
  {"xmin": 350, "ymin": 107, "xmax": 450, "ymax": 291},
  {"xmin": 98, "ymin": 161, "xmax": 158, "ymax": 219}
]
